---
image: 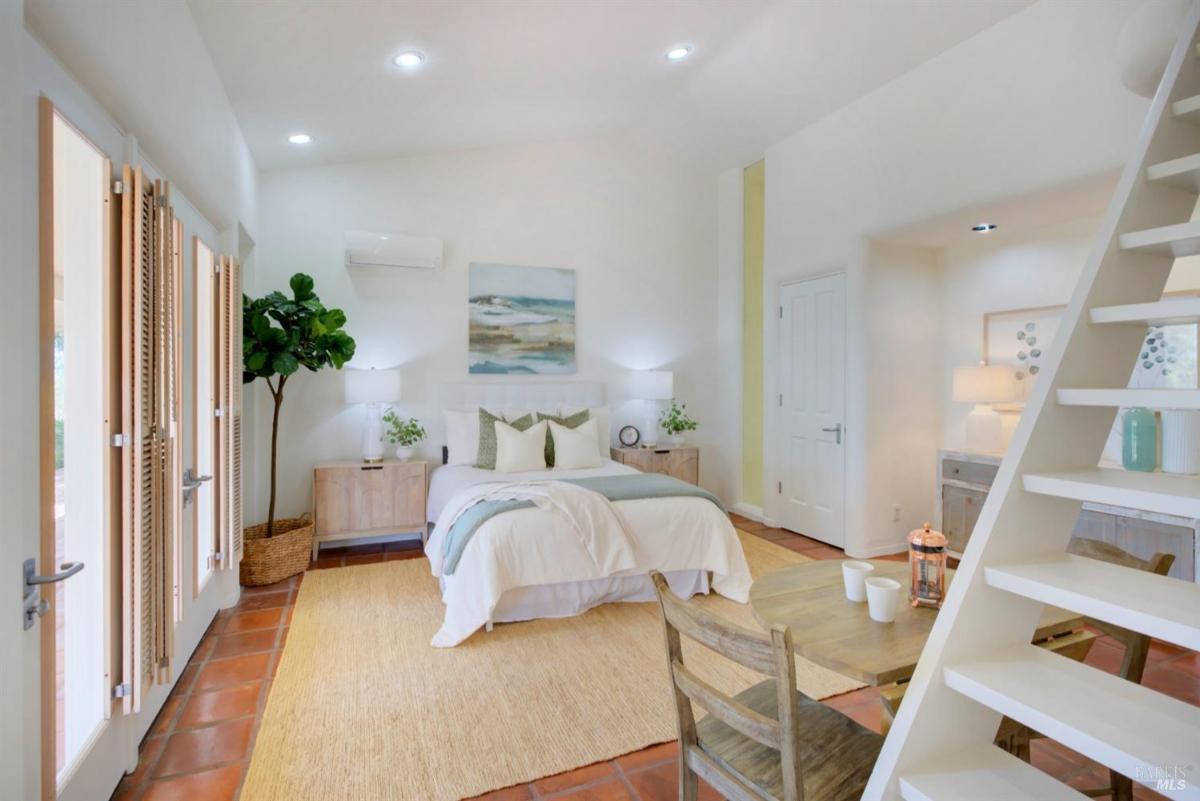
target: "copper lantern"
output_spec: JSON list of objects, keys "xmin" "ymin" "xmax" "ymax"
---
[{"xmin": 908, "ymin": 522, "xmax": 947, "ymax": 608}]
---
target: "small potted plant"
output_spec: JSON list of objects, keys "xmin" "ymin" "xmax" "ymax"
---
[
  {"xmin": 659, "ymin": 399, "xmax": 698, "ymax": 446},
  {"xmin": 383, "ymin": 410, "xmax": 426, "ymax": 461}
]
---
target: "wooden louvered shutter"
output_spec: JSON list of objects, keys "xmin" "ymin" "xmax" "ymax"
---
[
  {"xmin": 118, "ymin": 167, "xmax": 177, "ymax": 711},
  {"xmin": 228, "ymin": 258, "xmax": 244, "ymax": 559},
  {"xmin": 212, "ymin": 254, "xmax": 244, "ymax": 566}
]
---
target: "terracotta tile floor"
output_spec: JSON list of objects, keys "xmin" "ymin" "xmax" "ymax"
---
[{"xmin": 110, "ymin": 517, "xmax": 1198, "ymax": 801}]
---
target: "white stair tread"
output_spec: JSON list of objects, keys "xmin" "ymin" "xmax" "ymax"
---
[
  {"xmin": 986, "ymin": 554, "xmax": 1200, "ymax": 651},
  {"xmin": 1175, "ymin": 93, "xmax": 1200, "ymax": 124},
  {"xmin": 944, "ymin": 646, "xmax": 1200, "ymax": 801},
  {"xmin": 900, "ymin": 745, "xmax": 1087, "ymax": 801},
  {"xmin": 1119, "ymin": 220, "xmax": 1200, "ymax": 257},
  {"xmin": 1090, "ymin": 297, "xmax": 1200, "ymax": 325},
  {"xmin": 1147, "ymin": 152, "xmax": 1200, "ymax": 192},
  {"xmin": 1057, "ymin": 388, "xmax": 1200, "ymax": 409},
  {"xmin": 1023, "ymin": 468, "xmax": 1200, "ymax": 518}
]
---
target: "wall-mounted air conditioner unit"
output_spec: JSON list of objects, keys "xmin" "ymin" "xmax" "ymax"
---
[{"xmin": 344, "ymin": 230, "xmax": 444, "ymax": 271}]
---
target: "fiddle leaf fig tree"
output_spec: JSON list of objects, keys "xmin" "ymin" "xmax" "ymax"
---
[{"xmin": 243, "ymin": 273, "xmax": 356, "ymax": 536}]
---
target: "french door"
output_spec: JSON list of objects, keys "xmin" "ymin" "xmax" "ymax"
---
[
  {"xmin": 776, "ymin": 273, "xmax": 847, "ymax": 546},
  {"xmin": 37, "ymin": 98, "xmax": 181, "ymax": 801}
]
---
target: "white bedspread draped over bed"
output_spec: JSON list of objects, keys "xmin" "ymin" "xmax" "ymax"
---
[{"xmin": 426, "ymin": 460, "xmax": 752, "ymax": 647}]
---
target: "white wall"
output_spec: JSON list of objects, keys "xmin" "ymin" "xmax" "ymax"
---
[
  {"xmin": 716, "ymin": 168, "xmax": 745, "ymax": 514},
  {"xmin": 939, "ymin": 215, "xmax": 1102, "ymax": 450},
  {"xmin": 252, "ymin": 137, "xmax": 724, "ymax": 522},
  {"xmin": 1, "ymin": 1, "xmax": 36, "ymax": 798},
  {"xmin": 863, "ymin": 241, "xmax": 943, "ymax": 552},
  {"xmin": 25, "ymin": 0, "xmax": 259, "ymax": 240},
  {"xmin": 762, "ymin": 0, "xmax": 1152, "ymax": 556}
]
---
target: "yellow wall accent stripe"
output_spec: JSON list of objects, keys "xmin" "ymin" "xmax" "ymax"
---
[{"xmin": 741, "ymin": 161, "xmax": 764, "ymax": 507}]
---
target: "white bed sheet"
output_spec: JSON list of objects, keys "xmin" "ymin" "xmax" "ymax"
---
[
  {"xmin": 425, "ymin": 461, "xmax": 751, "ymax": 646},
  {"xmin": 427, "ymin": 459, "xmax": 638, "ymax": 522}
]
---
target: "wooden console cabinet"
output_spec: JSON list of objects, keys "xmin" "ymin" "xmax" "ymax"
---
[
  {"xmin": 312, "ymin": 460, "xmax": 428, "ymax": 559},
  {"xmin": 936, "ymin": 449, "xmax": 1198, "ymax": 581}
]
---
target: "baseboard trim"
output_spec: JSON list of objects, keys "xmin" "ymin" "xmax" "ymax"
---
[{"xmin": 729, "ymin": 502, "xmax": 766, "ymax": 523}]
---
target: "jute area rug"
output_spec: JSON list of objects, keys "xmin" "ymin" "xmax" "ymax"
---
[{"xmin": 240, "ymin": 531, "xmax": 864, "ymax": 801}]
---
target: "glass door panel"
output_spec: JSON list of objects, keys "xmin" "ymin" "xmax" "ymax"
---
[
  {"xmin": 46, "ymin": 108, "xmax": 112, "ymax": 790},
  {"xmin": 194, "ymin": 238, "xmax": 216, "ymax": 591}
]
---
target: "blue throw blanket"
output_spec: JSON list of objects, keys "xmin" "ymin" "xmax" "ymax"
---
[{"xmin": 440, "ymin": 473, "xmax": 724, "ymax": 575}]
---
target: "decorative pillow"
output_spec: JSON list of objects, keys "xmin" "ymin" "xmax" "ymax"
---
[
  {"xmin": 562, "ymin": 406, "xmax": 611, "ymax": 460},
  {"xmin": 444, "ymin": 409, "xmax": 482, "ymax": 465},
  {"xmin": 476, "ymin": 409, "xmax": 534, "ymax": 469},
  {"xmin": 494, "ymin": 420, "xmax": 549, "ymax": 473},
  {"xmin": 549, "ymin": 419, "xmax": 603, "ymax": 470},
  {"xmin": 537, "ymin": 409, "xmax": 590, "ymax": 466}
]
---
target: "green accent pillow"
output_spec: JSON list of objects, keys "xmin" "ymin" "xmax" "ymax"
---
[
  {"xmin": 475, "ymin": 409, "xmax": 534, "ymax": 469},
  {"xmin": 537, "ymin": 409, "xmax": 590, "ymax": 467}
]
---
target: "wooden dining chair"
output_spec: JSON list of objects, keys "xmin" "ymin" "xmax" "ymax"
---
[
  {"xmin": 650, "ymin": 571, "xmax": 883, "ymax": 801},
  {"xmin": 878, "ymin": 628, "xmax": 1097, "ymax": 739},
  {"xmin": 1057, "ymin": 538, "xmax": 1175, "ymax": 801}
]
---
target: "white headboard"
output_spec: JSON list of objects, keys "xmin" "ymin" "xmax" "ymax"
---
[{"xmin": 442, "ymin": 381, "xmax": 605, "ymax": 411}]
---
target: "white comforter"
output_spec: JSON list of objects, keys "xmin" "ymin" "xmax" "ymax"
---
[{"xmin": 426, "ymin": 461, "xmax": 752, "ymax": 647}]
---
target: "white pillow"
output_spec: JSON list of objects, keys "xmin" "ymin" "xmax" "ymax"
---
[
  {"xmin": 502, "ymin": 407, "xmax": 558, "ymax": 422},
  {"xmin": 563, "ymin": 406, "xmax": 611, "ymax": 459},
  {"xmin": 494, "ymin": 419, "xmax": 549, "ymax": 473},
  {"xmin": 549, "ymin": 419, "xmax": 603, "ymax": 470},
  {"xmin": 444, "ymin": 407, "xmax": 512, "ymax": 465},
  {"xmin": 444, "ymin": 409, "xmax": 481, "ymax": 465}
]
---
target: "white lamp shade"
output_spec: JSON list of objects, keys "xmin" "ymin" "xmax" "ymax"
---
[
  {"xmin": 952, "ymin": 365, "xmax": 1019, "ymax": 404},
  {"xmin": 344, "ymin": 368, "xmax": 401, "ymax": 404},
  {"xmin": 630, "ymin": 370, "xmax": 674, "ymax": 401}
]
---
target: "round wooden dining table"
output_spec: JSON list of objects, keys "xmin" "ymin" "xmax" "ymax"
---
[{"xmin": 749, "ymin": 559, "xmax": 1083, "ymax": 686}]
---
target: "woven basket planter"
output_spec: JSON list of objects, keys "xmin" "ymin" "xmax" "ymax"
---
[{"xmin": 240, "ymin": 515, "xmax": 314, "ymax": 587}]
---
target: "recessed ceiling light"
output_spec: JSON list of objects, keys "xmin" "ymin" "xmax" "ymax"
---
[
  {"xmin": 971, "ymin": 223, "xmax": 998, "ymax": 233},
  {"xmin": 666, "ymin": 45, "xmax": 693, "ymax": 61},
  {"xmin": 288, "ymin": 133, "xmax": 313, "ymax": 145},
  {"xmin": 393, "ymin": 51, "xmax": 425, "ymax": 69}
]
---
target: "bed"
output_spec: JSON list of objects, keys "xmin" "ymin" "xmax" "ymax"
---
[{"xmin": 424, "ymin": 382, "xmax": 752, "ymax": 647}]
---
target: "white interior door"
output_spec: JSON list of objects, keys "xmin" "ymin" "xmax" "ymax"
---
[{"xmin": 776, "ymin": 273, "xmax": 846, "ymax": 546}]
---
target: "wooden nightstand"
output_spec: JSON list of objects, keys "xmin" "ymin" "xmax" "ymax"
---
[
  {"xmin": 610, "ymin": 446, "xmax": 699, "ymax": 485},
  {"xmin": 311, "ymin": 460, "xmax": 428, "ymax": 559}
]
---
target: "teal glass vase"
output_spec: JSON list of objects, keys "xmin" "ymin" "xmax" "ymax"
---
[{"xmin": 1122, "ymin": 407, "xmax": 1158, "ymax": 472}]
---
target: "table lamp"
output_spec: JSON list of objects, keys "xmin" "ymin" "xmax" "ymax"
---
[
  {"xmin": 629, "ymin": 370, "xmax": 674, "ymax": 446},
  {"xmin": 344, "ymin": 367, "xmax": 401, "ymax": 463},
  {"xmin": 952, "ymin": 364, "xmax": 1019, "ymax": 454}
]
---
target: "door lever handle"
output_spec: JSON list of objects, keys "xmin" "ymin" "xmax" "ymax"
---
[
  {"xmin": 23, "ymin": 558, "xmax": 84, "ymax": 630},
  {"xmin": 182, "ymin": 468, "xmax": 213, "ymax": 506},
  {"xmin": 25, "ymin": 559, "xmax": 84, "ymax": 585},
  {"xmin": 821, "ymin": 424, "xmax": 843, "ymax": 445}
]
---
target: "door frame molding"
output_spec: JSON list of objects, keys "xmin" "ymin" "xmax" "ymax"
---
[{"xmin": 765, "ymin": 268, "xmax": 848, "ymax": 539}]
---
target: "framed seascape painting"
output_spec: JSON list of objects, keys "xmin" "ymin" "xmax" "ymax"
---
[{"xmin": 468, "ymin": 262, "xmax": 576, "ymax": 374}]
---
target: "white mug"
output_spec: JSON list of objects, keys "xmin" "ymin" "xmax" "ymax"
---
[
  {"xmin": 866, "ymin": 577, "xmax": 902, "ymax": 623},
  {"xmin": 841, "ymin": 561, "xmax": 875, "ymax": 603}
]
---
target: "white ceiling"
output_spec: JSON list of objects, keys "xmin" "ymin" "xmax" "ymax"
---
[{"xmin": 188, "ymin": 0, "xmax": 1034, "ymax": 172}]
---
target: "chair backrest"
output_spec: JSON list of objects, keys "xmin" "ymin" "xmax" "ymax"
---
[
  {"xmin": 1066, "ymin": 538, "xmax": 1174, "ymax": 683},
  {"xmin": 650, "ymin": 571, "xmax": 805, "ymax": 801}
]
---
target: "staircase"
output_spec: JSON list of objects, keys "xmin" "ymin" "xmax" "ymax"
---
[{"xmin": 865, "ymin": 7, "xmax": 1200, "ymax": 800}]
